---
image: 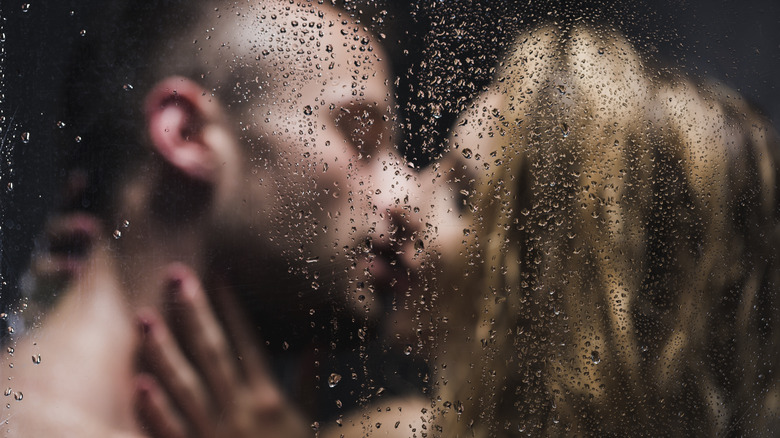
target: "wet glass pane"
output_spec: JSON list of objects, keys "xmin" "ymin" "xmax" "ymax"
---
[{"xmin": 1, "ymin": 1, "xmax": 778, "ymax": 436}]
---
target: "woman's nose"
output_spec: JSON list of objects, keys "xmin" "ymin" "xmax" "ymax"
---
[
  {"xmin": 367, "ymin": 154, "xmax": 468, "ymax": 270},
  {"xmin": 365, "ymin": 157, "xmax": 431, "ymax": 267}
]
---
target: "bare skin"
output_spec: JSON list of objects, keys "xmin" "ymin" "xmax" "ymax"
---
[
  {"xmin": 135, "ymin": 265, "xmax": 307, "ymax": 438},
  {"xmin": 1, "ymin": 1, "xmax": 465, "ymax": 437},
  {"xmin": 134, "ymin": 266, "xmax": 434, "ymax": 438}
]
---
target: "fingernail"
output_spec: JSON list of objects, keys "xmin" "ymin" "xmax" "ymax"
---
[
  {"xmin": 136, "ymin": 310, "xmax": 155, "ymax": 336},
  {"xmin": 137, "ymin": 317, "xmax": 152, "ymax": 335},
  {"xmin": 167, "ymin": 276, "xmax": 183, "ymax": 297},
  {"xmin": 135, "ymin": 376, "xmax": 153, "ymax": 398}
]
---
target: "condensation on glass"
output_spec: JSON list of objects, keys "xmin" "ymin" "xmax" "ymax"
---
[{"xmin": 1, "ymin": 1, "xmax": 778, "ymax": 437}]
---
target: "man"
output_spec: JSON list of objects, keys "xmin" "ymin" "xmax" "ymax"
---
[{"xmin": 2, "ymin": 1, "xmax": 464, "ymax": 436}]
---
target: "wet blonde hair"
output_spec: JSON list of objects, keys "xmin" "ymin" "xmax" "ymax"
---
[{"xmin": 435, "ymin": 23, "xmax": 780, "ymax": 436}]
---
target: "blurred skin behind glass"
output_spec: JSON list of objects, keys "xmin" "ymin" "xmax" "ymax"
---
[
  {"xmin": 10, "ymin": 4, "xmax": 778, "ymax": 438},
  {"xmin": 132, "ymin": 19, "xmax": 780, "ymax": 438},
  {"xmin": 2, "ymin": 1, "xmax": 466, "ymax": 437}
]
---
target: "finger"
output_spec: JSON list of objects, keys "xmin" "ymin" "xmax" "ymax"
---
[
  {"xmin": 166, "ymin": 264, "xmax": 239, "ymax": 408},
  {"xmin": 137, "ymin": 309, "xmax": 213, "ymax": 435},
  {"xmin": 135, "ymin": 375, "xmax": 189, "ymax": 438},
  {"xmin": 210, "ymin": 276, "xmax": 268, "ymax": 384}
]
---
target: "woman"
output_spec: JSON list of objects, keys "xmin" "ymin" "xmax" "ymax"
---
[{"xmin": 435, "ymin": 23, "xmax": 780, "ymax": 436}]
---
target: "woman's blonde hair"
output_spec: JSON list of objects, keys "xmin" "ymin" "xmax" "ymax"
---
[{"xmin": 435, "ymin": 23, "xmax": 780, "ymax": 436}]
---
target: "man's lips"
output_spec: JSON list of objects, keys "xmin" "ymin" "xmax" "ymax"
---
[
  {"xmin": 365, "ymin": 242, "xmax": 416, "ymax": 287},
  {"xmin": 366, "ymin": 252, "xmax": 392, "ymax": 284},
  {"xmin": 354, "ymin": 245, "xmax": 415, "ymax": 298}
]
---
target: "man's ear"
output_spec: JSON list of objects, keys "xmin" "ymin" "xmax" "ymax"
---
[{"xmin": 145, "ymin": 76, "xmax": 222, "ymax": 183}]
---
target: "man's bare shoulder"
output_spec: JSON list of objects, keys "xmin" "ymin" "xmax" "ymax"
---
[{"xmin": 321, "ymin": 396, "xmax": 432, "ymax": 438}]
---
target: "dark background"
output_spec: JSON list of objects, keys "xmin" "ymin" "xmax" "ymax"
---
[{"xmin": 1, "ymin": 0, "xmax": 779, "ymax": 318}]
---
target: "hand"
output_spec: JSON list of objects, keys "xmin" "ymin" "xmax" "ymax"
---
[{"xmin": 135, "ymin": 264, "xmax": 309, "ymax": 438}]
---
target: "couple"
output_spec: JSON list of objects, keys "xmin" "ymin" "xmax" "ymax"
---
[{"xmin": 6, "ymin": 1, "xmax": 780, "ymax": 437}]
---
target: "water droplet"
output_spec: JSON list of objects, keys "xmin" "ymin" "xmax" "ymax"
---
[
  {"xmin": 75, "ymin": 135, "xmax": 82, "ymax": 143},
  {"xmin": 461, "ymin": 148, "xmax": 473, "ymax": 159},
  {"xmin": 306, "ymin": 256, "xmax": 319, "ymax": 263},
  {"xmin": 328, "ymin": 373, "xmax": 342, "ymax": 388},
  {"xmin": 3, "ymin": 388, "xmax": 10, "ymax": 397},
  {"xmin": 20, "ymin": 132, "xmax": 30, "ymax": 143},
  {"xmin": 560, "ymin": 123, "xmax": 569, "ymax": 138},
  {"xmin": 414, "ymin": 239, "xmax": 425, "ymax": 253},
  {"xmin": 123, "ymin": 84, "xmax": 134, "ymax": 91},
  {"xmin": 431, "ymin": 103, "xmax": 443, "ymax": 119},
  {"xmin": 56, "ymin": 121, "xmax": 66, "ymax": 129},
  {"xmin": 590, "ymin": 350, "xmax": 600, "ymax": 365},
  {"xmin": 325, "ymin": 44, "xmax": 333, "ymax": 53},
  {"xmin": 31, "ymin": 354, "xmax": 41, "ymax": 365},
  {"xmin": 21, "ymin": 4, "xmax": 30, "ymax": 12},
  {"xmin": 310, "ymin": 421, "xmax": 320, "ymax": 431},
  {"xmin": 556, "ymin": 84, "xmax": 566, "ymax": 95},
  {"xmin": 113, "ymin": 230, "xmax": 122, "ymax": 239},
  {"xmin": 13, "ymin": 392, "xmax": 22, "ymax": 401},
  {"xmin": 303, "ymin": 105, "xmax": 313, "ymax": 116},
  {"xmin": 404, "ymin": 345, "xmax": 413, "ymax": 355},
  {"xmin": 80, "ymin": 29, "xmax": 87, "ymax": 37}
]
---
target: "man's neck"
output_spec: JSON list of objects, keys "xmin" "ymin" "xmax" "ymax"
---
[
  {"xmin": 3, "ymin": 215, "xmax": 210, "ymax": 435},
  {"xmin": 3, "ymin": 242, "xmax": 140, "ymax": 434}
]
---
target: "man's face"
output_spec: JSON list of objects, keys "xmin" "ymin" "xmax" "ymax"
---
[{"xmin": 201, "ymin": 3, "xmax": 465, "ymax": 348}]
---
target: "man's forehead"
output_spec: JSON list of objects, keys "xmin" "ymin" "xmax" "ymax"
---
[{"xmin": 201, "ymin": 5, "xmax": 388, "ymax": 91}]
